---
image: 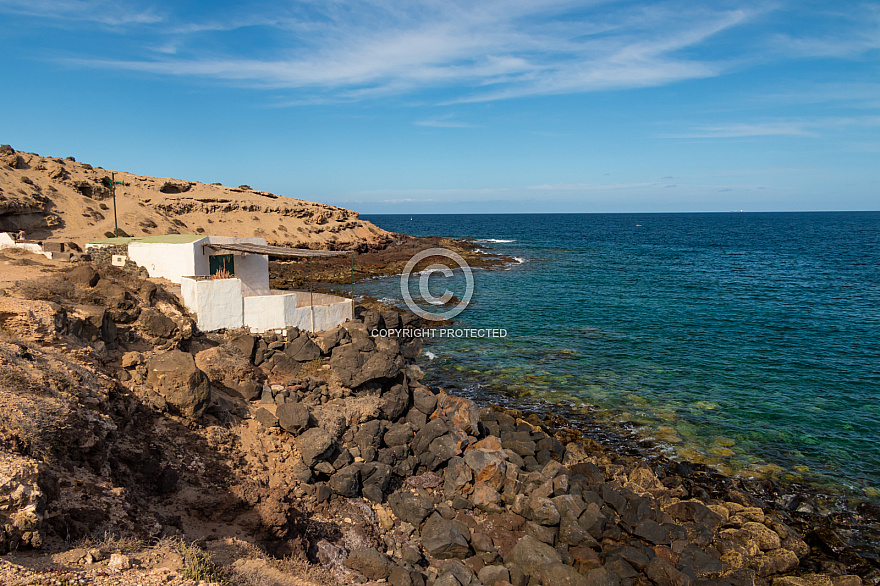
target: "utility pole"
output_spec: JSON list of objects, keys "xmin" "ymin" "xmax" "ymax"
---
[{"xmin": 111, "ymin": 172, "xmax": 119, "ymax": 237}]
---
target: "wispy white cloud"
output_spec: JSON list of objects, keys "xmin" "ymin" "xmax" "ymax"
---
[
  {"xmin": 48, "ymin": 1, "xmax": 764, "ymax": 102},
  {"xmin": 352, "ymin": 187, "xmax": 509, "ymax": 197},
  {"xmin": 766, "ymin": 3, "xmax": 880, "ymax": 59},
  {"xmin": 10, "ymin": 0, "xmax": 880, "ymax": 106},
  {"xmin": 414, "ymin": 114, "xmax": 476, "ymax": 128},
  {"xmin": 527, "ymin": 181, "xmax": 656, "ymax": 190},
  {"xmin": 0, "ymin": 0, "xmax": 161, "ymax": 25},
  {"xmin": 665, "ymin": 116, "xmax": 880, "ymax": 138},
  {"xmin": 665, "ymin": 121, "xmax": 814, "ymax": 138}
]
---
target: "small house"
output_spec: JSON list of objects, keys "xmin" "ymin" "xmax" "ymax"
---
[{"xmin": 86, "ymin": 234, "xmax": 352, "ymax": 333}]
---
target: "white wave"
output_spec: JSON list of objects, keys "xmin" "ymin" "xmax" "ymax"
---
[
  {"xmin": 475, "ymin": 238, "xmax": 516, "ymax": 243},
  {"xmin": 513, "ymin": 256, "xmax": 526, "ymax": 263},
  {"xmin": 378, "ymin": 297, "xmax": 397, "ymax": 305},
  {"xmin": 424, "ymin": 351, "xmax": 437, "ymax": 360}
]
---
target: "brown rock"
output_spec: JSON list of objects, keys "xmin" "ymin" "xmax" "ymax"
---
[
  {"xmin": 146, "ymin": 350, "xmax": 211, "ymax": 418},
  {"xmin": 645, "ymin": 557, "xmax": 692, "ymax": 586},
  {"xmin": 750, "ymin": 548, "xmax": 799, "ymax": 577},
  {"xmin": 433, "ymin": 393, "xmax": 481, "ymax": 435}
]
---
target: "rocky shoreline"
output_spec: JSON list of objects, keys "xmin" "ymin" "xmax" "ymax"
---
[
  {"xmin": 0, "ymin": 261, "xmax": 877, "ymax": 586},
  {"xmin": 268, "ymin": 233, "xmax": 509, "ymax": 291}
]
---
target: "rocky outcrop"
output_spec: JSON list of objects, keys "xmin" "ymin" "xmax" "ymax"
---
[
  {"xmin": 0, "ymin": 143, "xmax": 393, "ymax": 249},
  {"xmin": 0, "ymin": 453, "xmax": 45, "ymax": 552},
  {"xmin": 145, "ymin": 350, "xmax": 211, "ymax": 418},
  {"xmin": 0, "ymin": 263, "xmax": 873, "ymax": 586}
]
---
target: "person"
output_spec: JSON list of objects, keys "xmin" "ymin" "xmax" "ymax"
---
[{"xmin": 17, "ymin": 229, "xmax": 25, "ymax": 240}]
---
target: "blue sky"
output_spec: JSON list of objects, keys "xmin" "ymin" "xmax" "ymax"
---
[{"xmin": 1, "ymin": 0, "xmax": 878, "ymax": 213}]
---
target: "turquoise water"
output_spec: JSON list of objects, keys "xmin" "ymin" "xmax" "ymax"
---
[{"xmin": 357, "ymin": 213, "xmax": 880, "ymax": 500}]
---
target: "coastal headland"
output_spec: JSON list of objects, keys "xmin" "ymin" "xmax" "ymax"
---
[{"xmin": 0, "ymin": 146, "xmax": 878, "ymax": 586}]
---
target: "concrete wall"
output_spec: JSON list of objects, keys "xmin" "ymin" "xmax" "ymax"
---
[
  {"xmin": 0, "ymin": 232, "xmax": 45, "ymax": 255},
  {"xmin": 129, "ymin": 240, "xmax": 203, "ymax": 283},
  {"xmin": 197, "ymin": 236, "xmax": 269, "ymax": 295},
  {"xmin": 242, "ymin": 291, "xmax": 352, "ymax": 333},
  {"xmin": 128, "ymin": 236, "xmax": 269, "ymax": 288},
  {"xmin": 181, "ymin": 277, "xmax": 244, "ymax": 331}
]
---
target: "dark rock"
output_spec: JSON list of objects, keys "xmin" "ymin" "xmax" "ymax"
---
[
  {"xmin": 528, "ymin": 496, "xmax": 560, "ymax": 526},
  {"xmin": 559, "ymin": 512, "xmax": 594, "ymax": 546},
  {"xmin": 388, "ymin": 566, "xmax": 414, "ymax": 586},
  {"xmin": 254, "ymin": 408, "xmax": 279, "ymax": 428},
  {"xmin": 452, "ymin": 495, "xmax": 473, "ymax": 510},
  {"xmin": 538, "ymin": 562, "xmax": 587, "ymax": 586},
  {"xmin": 437, "ymin": 560, "xmax": 476, "ymax": 586},
  {"xmin": 361, "ymin": 462, "xmax": 392, "ymax": 493},
  {"xmin": 569, "ymin": 462, "xmax": 604, "ymax": 485},
  {"xmin": 678, "ymin": 545, "xmax": 723, "ymax": 578},
  {"xmin": 296, "ymin": 428, "xmax": 335, "ymax": 467},
  {"xmin": 354, "ymin": 419, "xmax": 384, "ymax": 454},
  {"xmin": 329, "ymin": 465, "xmax": 361, "ymax": 497},
  {"xmin": 381, "ymin": 310, "xmax": 401, "ymax": 330},
  {"xmin": 314, "ymin": 482, "xmax": 332, "ymax": 503},
  {"xmin": 361, "ymin": 309, "xmax": 384, "ymax": 331},
  {"xmin": 506, "ymin": 563, "xmax": 528, "ymax": 586},
  {"xmin": 583, "ymin": 566, "xmax": 620, "ymax": 586},
  {"xmin": 358, "ymin": 345, "xmax": 405, "ymax": 386},
  {"xmin": 285, "ymin": 334, "xmax": 321, "ymax": 362},
  {"xmin": 145, "ymin": 350, "xmax": 211, "ymax": 418},
  {"xmin": 138, "ymin": 308, "xmax": 178, "ymax": 339},
  {"xmin": 291, "ymin": 460, "xmax": 312, "ymax": 483},
  {"xmin": 329, "ymin": 344, "xmax": 364, "ymax": 387},
  {"xmin": 525, "ymin": 521, "xmax": 557, "ymax": 545},
  {"xmin": 413, "ymin": 418, "xmax": 448, "ymax": 454},
  {"xmin": 478, "ymin": 565, "xmax": 510, "ymax": 586},
  {"xmin": 604, "ymin": 558, "xmax": 638, "ymax": 580},
  {"xmin": 664, "ymin": 501, "xmax": 724, "ymax": 531},
  {"xmin": 504, "ymin": 535, "xmax": 562, "ymax": 575},
  {"xmin": 277, "ymin": 402, "xmax": 311, "ymax": 435},
  {"xmin": 332, "ymin": 448, "xmax": 353, "ymax": 470},
  {"xmin": 388, "ymin": 490, "xmax": 435, "ymax": 526},
  {"xmin": 606, "ymin": 546, "xmax": 650, "ymax": 571},
  {"xmin": 345, "ymin": 547, "xmax": 392, "ymax": 580},
  {"xmin": 228, "ymin": 333, "xmax": 256, "ymax": 361},
  {"xmin": 645, "ymin": 557, "xmax": 692, "ymax": 586},
  {"xmin": 502, "ymin": 440, "xmax": 536, "ymax": 458},
  {"xmin": 315, "ymin": 326, "xmax": 347, "ymax": 354},
  {"xmin": 413, "ymin": 387, "xmax": 438, "ymax": 414},
  {"xmin": 601, "ymin": 485, "xmax": 628, "ymax": 514},
  {"xmin": 73, "ymin": 305, "xmax": 117, "ymax": 343},
  {"xmin": 424, "ymin": 433, "xmax": 465, "ymax": 470},
  {"xmin": 385, "ymin": 422, "xmax": 414, "ymax": 446},
  {"xmin": 381, "ymin": 383, "xmax": 410, "ymax": 420},
  {"xmin": 634, "ymin": 518, "xmax": 670, "ymax": 545},
  {"xmin": 420, "ymin": 513, "xmax": 471, "ymax": 560}
]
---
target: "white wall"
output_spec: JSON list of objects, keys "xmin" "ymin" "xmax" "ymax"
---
[
  {"xmin": 199, "ymin": 236, "xmax": 269, "ymax": 294},
  {"xmin": 242, "ymin": 291, "xmax": 352, "ymax": 333},
  {"xmin": 0, "ymin": 232, "xmax": 45, "ymax": 255},
  {"xmin": 181, "ymin": 277, "xmax": 244, "ymax": 331},
  {"xmin": 129, "ymin": 240, "xmax": 203, "ymax": 283}
]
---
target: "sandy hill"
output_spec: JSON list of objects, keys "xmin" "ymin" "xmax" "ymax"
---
[{"xmin": 0, "ymin": 144, "xmax": 392, "ymax": 250}]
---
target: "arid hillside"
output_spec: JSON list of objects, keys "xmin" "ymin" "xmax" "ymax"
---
[{"xmin": 0, "ymin": 144, "xmax": 392, "ymax": 250}]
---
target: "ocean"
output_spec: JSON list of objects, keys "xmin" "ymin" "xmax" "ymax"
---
[{"xmin": 357, "ymin": 212, "xmax": 880, "ymax": 502}]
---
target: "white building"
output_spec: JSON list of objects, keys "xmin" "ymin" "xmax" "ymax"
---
[{"xmin": 86, "ymin": 234, "xmax": 352, "ymax": 333}]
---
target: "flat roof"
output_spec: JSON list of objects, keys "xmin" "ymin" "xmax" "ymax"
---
[
  {"xmin": 206, "ymin": 242, "xmax": 349, "ymax": 258},
  {"xmin": 89, "ymin": 234, "xmax": 204, "ymax": 245}
]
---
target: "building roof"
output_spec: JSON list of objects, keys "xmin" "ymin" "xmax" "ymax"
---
[
  {"xmin": 89, "ymin": 234, "xmax": 204, "ymax": 245},
  {"xmin": 205, "ymin": 242, "xmax": 349, "ymax": 258}
]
